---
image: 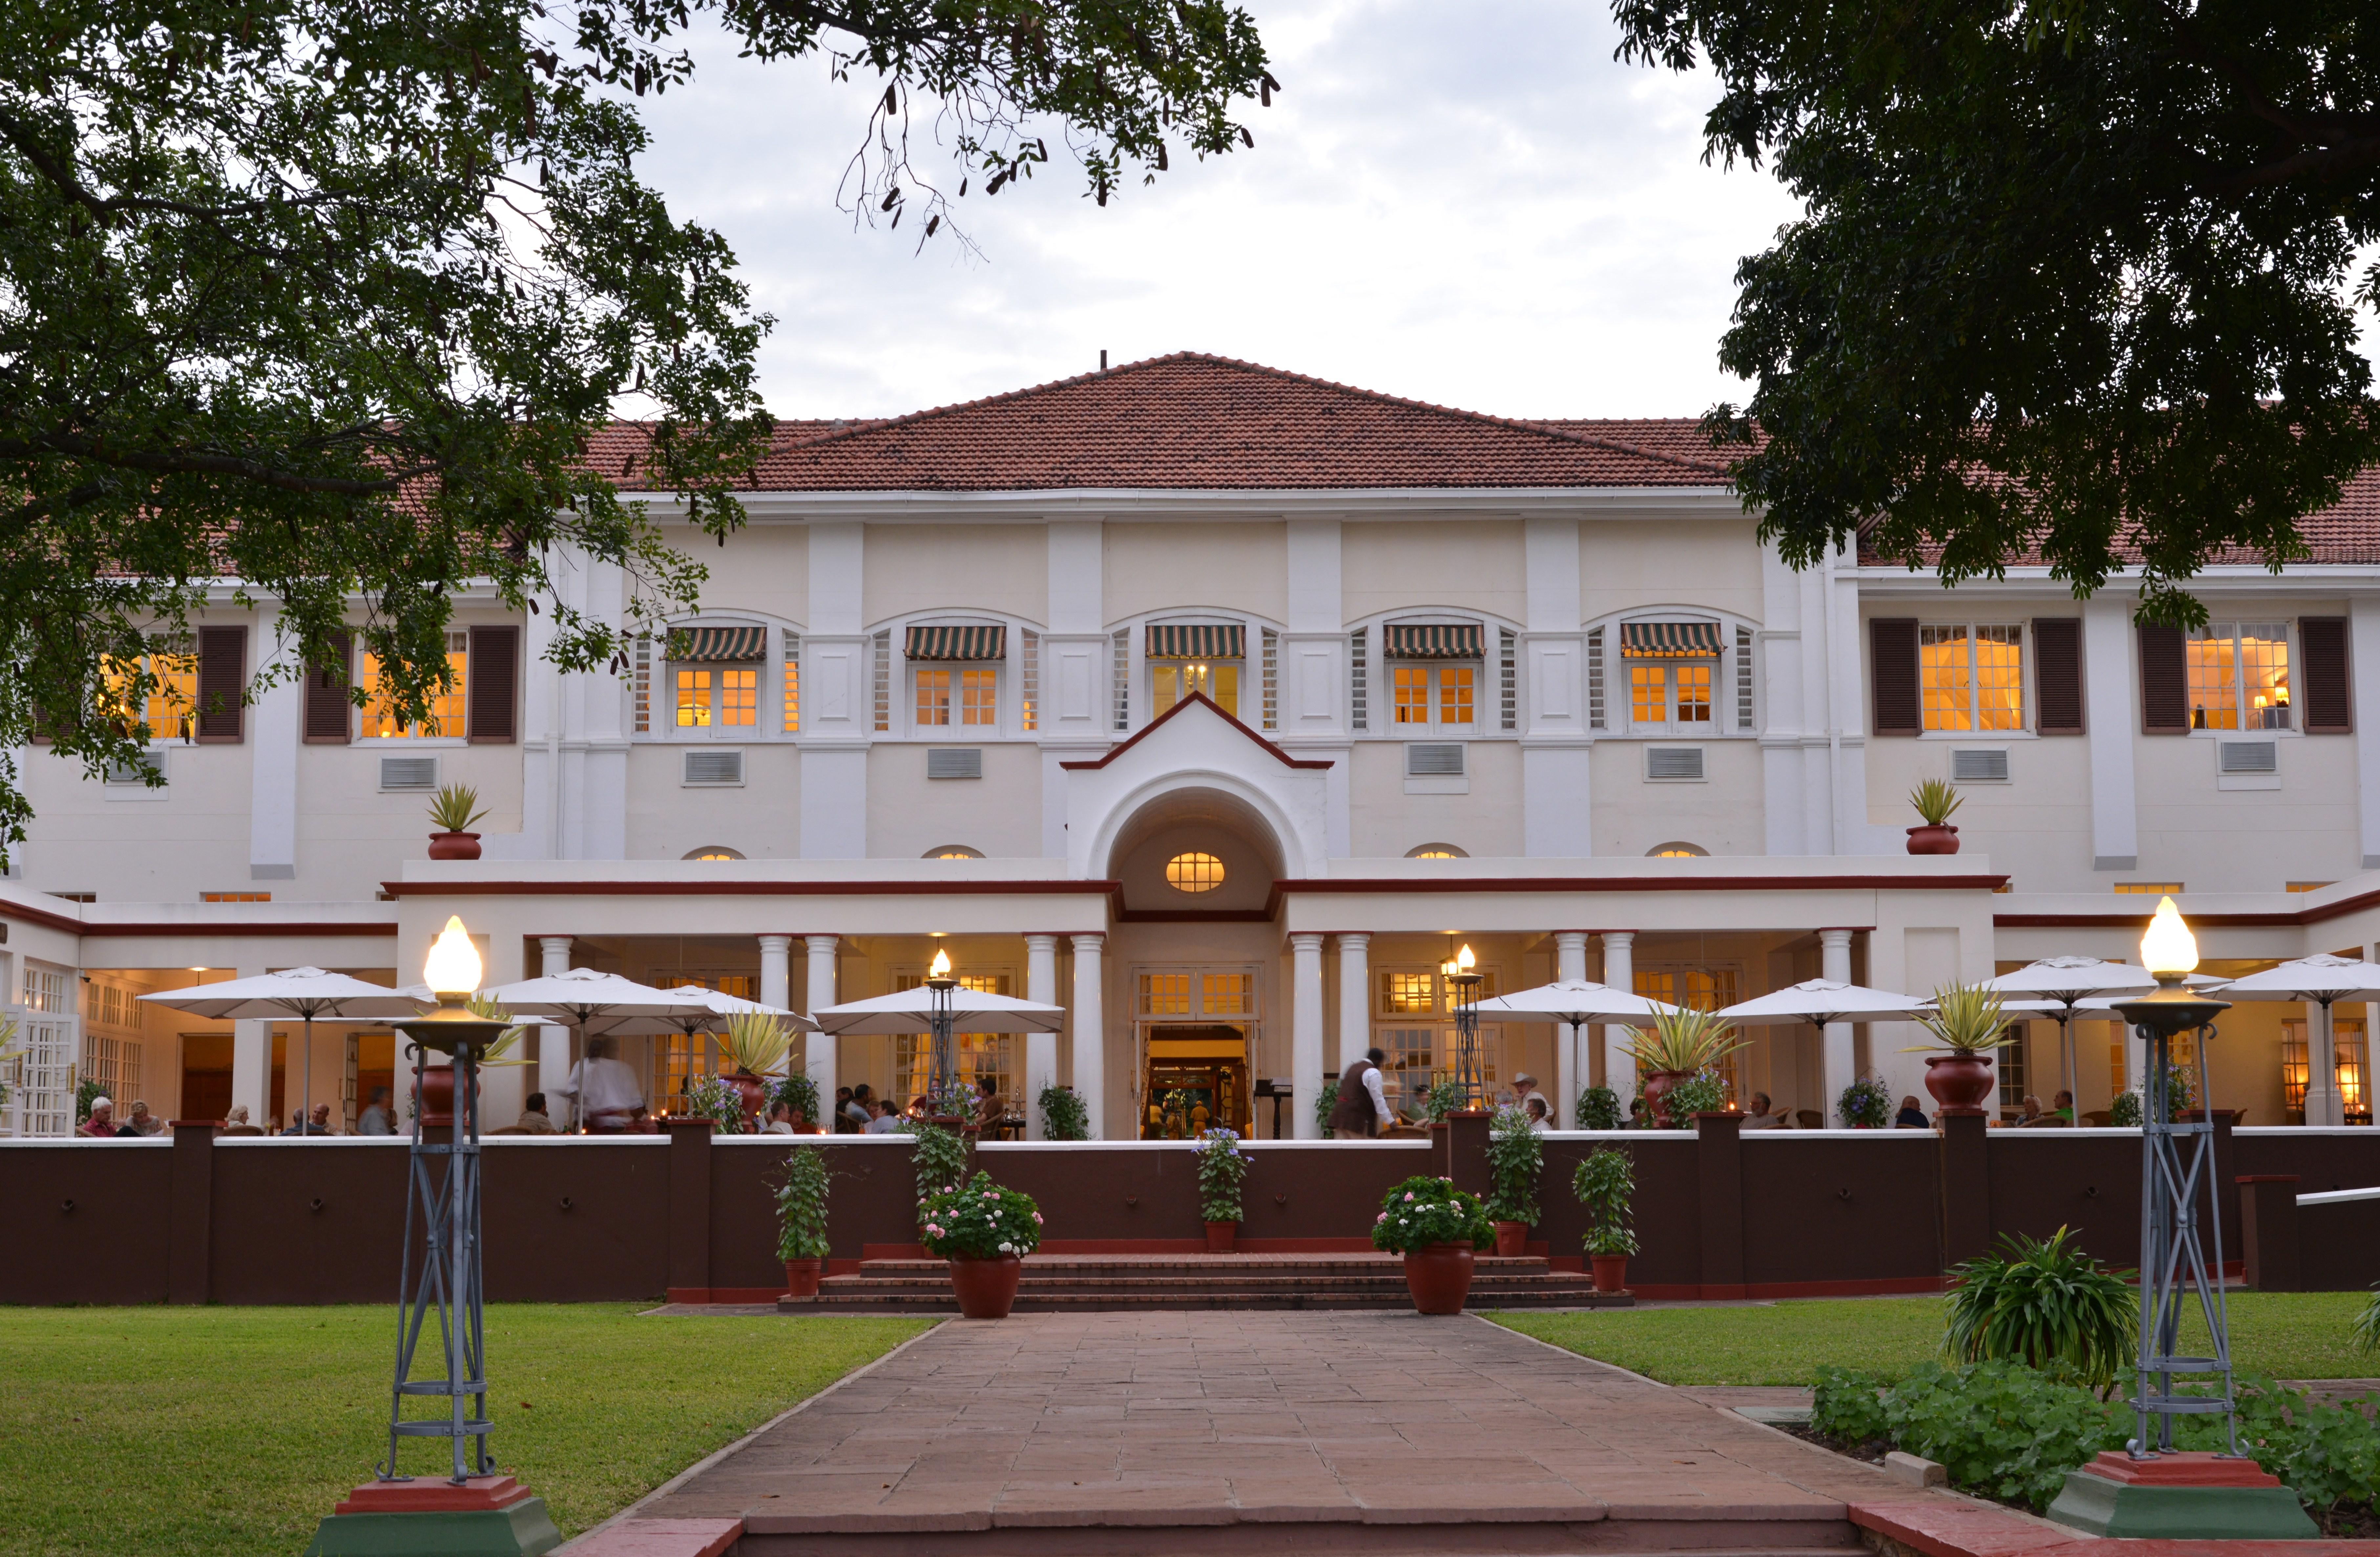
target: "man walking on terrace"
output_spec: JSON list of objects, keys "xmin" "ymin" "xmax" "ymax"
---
[{"xmin": 1330, "ymin": 1047, "xmax": 1393, "ymax": 1138}]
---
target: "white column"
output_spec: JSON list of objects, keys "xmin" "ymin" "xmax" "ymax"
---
[
  {"xmin": 1292, "ymin": 933, "xmax": 1326, "ymax": 1140},
  {"xmin": 757, "ymin": 933, "xmax": 792, "ymax": 1101},
  {"xmin": 1070, "ymin": 934, "xmax": 1105, "ymax": 1139},
  {"xmin": 248, "ymin": 622, "xmax": 299, "ymax": 882},
  {"xmin": 1820, "ymin": 928, "xmax": 1855, "ymax": 1124},
  {"xmin": 2307, "ymin": 998, "xmax": 2346, "ymax": 1128},
  {"xmin": 1336, "ymin": 933, "xmax": 1370, "ymax": 1080},
  {"xmin": 536, "ymin": 936, "xmax": 573, "ymax": 1098},
  {"xmin": 1600, "ymin": 932, "xmax": 1635, "ymax": 1104},
  {"xmin": 231, "ymin": 957, "xmax": 269, "ymax": 1124},
  {"xmin": 1025, "ymin": 934, "xmax": 1059, "ymax": 1139},
  {"xmin": 2084, "ymin": 596, "xmax": 2141, "ymax": 870},
  {"xmin": 1555, "ymin": 931, "xmax": 1589, "ymax": 1127},
  {"xmin": 804, "ymin": 935, "xmax": 839, "ymax": 1108}
]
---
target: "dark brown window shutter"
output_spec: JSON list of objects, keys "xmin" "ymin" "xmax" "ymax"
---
[
  {"xmin": 2301, "ymin": 617, "xmax": 2351, "ymax": 734},
  {"xmin": 2139, "ymin": 625, "xmax": 2187, "ymax": 733},
  {"xmin": 467, "ymin": 625, "xmax": 520, "ymax": 742},
  {"xmin": 1870, "ymin": 618, "xmax": 1919, "ymax": 736},
  {"xmin": 194, "ymin": 626, "xmax": 246, "ymax": 742},
  {"xmin": 2032, "ymin": 618, "xmax": 2084, "ymax": 735},
  {"xmin": 303, "ymin": 631, "xmax": 353, "ymax": 743}
]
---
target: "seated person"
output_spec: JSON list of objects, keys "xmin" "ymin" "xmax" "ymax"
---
[
  {"xmin": 1624, "ymin": 1095, "xmax": 1649, "ymax": 1129},
  {"xmin": 760, "ymin": 1100, "xmax": 798, "ymax": 1135},
  {"xmin": 973, "ymin": 1077, "xmax": 1002, "ymax": 1131},
  {"xmin": 125, "ymin": 1100, "xmax": 166, "ymax": 1137},
  {"xmin": 842, "ymin": 1084, "xmax": 874, "ymax": 1131},
  {"xmin": 2050, "ymin": 1089, "xmax": 2075, "ymax": 1125},
  {"xmin": 1523, "ymin": 1095, "xmax": 1551, "ymax": 1132},
  {"xmin": 78, "ymin": 1097, "xmax": 122, "ymax": 1137},
  {"xmin": 1740, "ymin": 1090, "xmax": 1784, "ymax": 1129},
  {"xmin": 220, "ymin": 1104, "xmax": 264, "ymax": 1137},
  {"xmin": 282, "ymin": 1103, "xmax": 333, "ymax": 1136},
  {"xmin": 864, "ymin": 1098, "xmax": 904, "ymax": 1134},
  {"xmin": 2013, "ymin": 1094, "xmax": 2047, "ymax": 1127},
  {"xmin": 1894, "ymin": 1095, "xmax": 1931, "ymax": 1128},
  {"xmin": 358, "ymin": 1087, "xmax": 396, "ymax": 1136},
  {"xmin": 516, "ymin": 1092, "xmax": 558, "ymax": 1134}
]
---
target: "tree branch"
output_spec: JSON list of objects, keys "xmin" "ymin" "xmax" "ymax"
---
[{"xmin": 0, "ymin": 432, "xmax": 437, "ymax": 496}]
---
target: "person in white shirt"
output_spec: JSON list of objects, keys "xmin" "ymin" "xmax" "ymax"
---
[
  {"xmin": 1523, "ymin": 1095, "xmax": 1551, "ymax": 1133},
  {"xmin": 358, "ymin": 1088, "xmax": 396, "ymax": 1136},
  {"xmin": 863, "ymin": 1099, "xmax": 903, "ymax": 1134},
  {"xmin": 760, "ymin": 1101, "xmax": 797, "ymax": 1135},
  {"xmin": 1741, "ymin": 1091, "xmax": 1785, "ymax": 1129},
  {"xmin": 552, "ymin": 1035, "xmax": 643, "ymax": 1133}
]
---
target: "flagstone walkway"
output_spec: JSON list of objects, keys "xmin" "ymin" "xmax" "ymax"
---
[{"xmin": 635, "ymin": 1309, "xmax": 1979, "ymax": 1552}]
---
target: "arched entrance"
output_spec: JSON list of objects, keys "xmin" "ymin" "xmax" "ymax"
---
[{"xmin": 1103, "ymin": 786, "xmax": 1288, "ymax": 1139}]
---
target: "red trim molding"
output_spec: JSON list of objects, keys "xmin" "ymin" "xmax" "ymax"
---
[
  {"xmin": 1282, "ymin": 875, "xmax": 2006, "ymax": 894},
  {"xmin": 1058, "ymin": 691, "xmax": 1335, "ymax": 771},
  {"xmin": 380, "ymin": 879, "xmax": 1123, "ymax": 899},
  {"xmin": 79, "ymin": 920, "xmax": 394, "ymax": 938}
]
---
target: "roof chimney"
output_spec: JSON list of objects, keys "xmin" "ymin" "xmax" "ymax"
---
[{"xmin": 1099, "ymin": 349, "xmax": 1108, "ymax": 373}]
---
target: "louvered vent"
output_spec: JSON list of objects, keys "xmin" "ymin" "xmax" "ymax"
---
[
  {"xmin": 2218, "ymin": 741, "xmax": 2277, "ymax": 775},
  {"xmin": 105, "ymin": 757, "xmax": 162, "ymax": 785},
  {"xmin": 1406, "ymin": 743, "xmax": 1465, "ymax": 777},
  {"xmin": 1646, "ymin": 747, "xmax": 1705, "ymax": 780},
  {"xmin": 1951, "ymin": 749, "xmax": 2010, "ymax": 782},
  {"xmin": 682, "ymin": 749, "xmax": 744, "ymax": 785},
  {"xmin": 379, "ymin": 756, "xmax": 439, "ymax": 791},
  {"xmin": 926, "ymin": 748, "xmax": 983, "ymax": 780}
]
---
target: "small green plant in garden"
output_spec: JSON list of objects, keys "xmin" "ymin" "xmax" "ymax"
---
[
  {"xmin": 898, "ymin": 1118, "xmax": 969, "ymax": 1209},
  {"xmin": 1576, "ymin": 1084, "xmax": 1621, "ymax": 1130},
  {"xmin": 1485, "ymin": 1104, "xmax": 1543, "ymax": 1225},
  {"xmin": 768, "ymin": 1071, "xmax": 820, "ymax": 1127},
  {"xmin": 1314, "ymin": 1076, "xmax": 1340, "ymax": 1134},
  {"xmin": 774, "ymin": 1146, "xmax": 831, "ymax": 1262},
  {"xmin": 1944, "ymin": 1227, "xmax": 2137, "ymax": 1391},
  {"xmin": 1038, "ymin": 1082, "xmax": 1089, "ymax": 1141},
  {"xmin": 1812, "ymin": 1360, "xmax": 2124, "ymax": 1510},
  {"xmin": 2109, "ymin": 1067, "xmax": 2191, "ymax": 1126},
  {"xmin": 2356, "ymin": 1285, "xmax": 2380, "ymax": 1355},
  {"xmin": 1573, "ymin": 1146, "xmax": 1638, "ymax": 1257},
  {"xmin": 1903, "ymin": 982, "xmax": 2018, "ymax": 1056},
  {"xmin": 1909, "ymin": 776, "xmax": 1964, "ymax": 827},
  {"xmin": 1194, "ymin": 1127, "xmax": 1247, "ymax": 1224},
  {"xmin": 76, "ymin": 1076, "xmax": 103, "ymax": 1123},
  {"xmin": 0, "ymin": 1013, "xmax": 19, "ymax": 1106},
  {"xmin": 2110, "ymin": 1089, "xmax": 2141, "ymax": 1127},
  {"xmin": 1370, "ymin": 1174, "xmax": 1494, "ymax": 1254},
  {"xmin": 918, "ymin": 1171, "xmax": 1043, "ymax": 1258},
  {"xmin": 682, "ymin": 1073, "xmax": 745, "ymax": 1133},
  {"xmin": 1623, "ymin": 1005, "xmax": 1747, "ymax": 1075},
  {"xmin": 426, "ymin": 782, "xmax": 489, "ymax": 833},
  {"xmin": 1838, "ymin": 1073, "xmax": 1893, "ymax": 1128},
  {"xmin": 1664, "ymin": 1068, "xmax": 1727, "ymax": 1126},
  {"xmin": 1417, "ymin": 1077, "xmax": 1470, "ymax": 1122}
]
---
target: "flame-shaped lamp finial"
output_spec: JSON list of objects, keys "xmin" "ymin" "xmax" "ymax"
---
[
  {"xmin": 2141, "ymin": 896, "xmax": 2199, "ymax": 977},
  {"xmin": 423, "ymin": 916, "xmax": 483, "ymax": 996}
]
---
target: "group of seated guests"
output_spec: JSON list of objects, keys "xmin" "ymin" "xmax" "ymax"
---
[
  {"xmin": 75, "ymin": 1097, "xmax": 165, "ymax": 1137},
  {"xmin": 828, "ymin": 1077, "xmax": 1008, "ymax": 1134}
]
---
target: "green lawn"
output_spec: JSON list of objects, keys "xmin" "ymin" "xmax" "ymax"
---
[
  {"xmin": 1494, "ymin": 1291, "xmax": 2380, "ymax": 1386},
  {"xmin": 0, "ymin": 1306, "xmax": 931, "ymax": 1557}
]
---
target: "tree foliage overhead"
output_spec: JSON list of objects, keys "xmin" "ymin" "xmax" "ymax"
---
[
  {"xmin": 1614, "ymin": 0, "xmax": 2380, "ymax": 625},
  {"xmin": 0, "ymin": 0, "xmax": 1269, "ymax": 848}
]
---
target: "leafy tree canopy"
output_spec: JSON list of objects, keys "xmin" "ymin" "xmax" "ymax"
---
[
  {"xmin": 0, "ymin": 0, "xmax": 1270, "ymax": 845},
  {"xmin": 1614, "ymin": 0, "xmax": 2380, "ymax": 625}
]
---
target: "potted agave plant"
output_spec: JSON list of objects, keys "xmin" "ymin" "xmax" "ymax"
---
[
  {"xmin": 1902, "ymin": 982, "xmax": 2016, "ymax": 1115},
  {"xmin": 1194, "ymin": 1126, "xmax": 1247, "ymax": 1252},
  {"xmin": 1484, "ymin": 1104, "xmax": 1543, "ymax": 1256},
  {"xmin": 425, "ymin": 783, "xmax": 489, "ymax": 860},
  {"xmin": 1621, "ymin": 1006, "xmax": 1747, "ymax": 1129},
  {"xmin": 919, "ymin": 1170, "xmax": 1044, "ymax": 1319},
  {"xmin": 775, "ymin": 1145, "xmax": 831, "ymax": 1298},
  {"xmin": 1907, "ymin": 777, "xmax": 1963, "ymax": 855},
  {"xmin": 1372, "ymin": 1174, "xmax": 1495, "ymax": 1314},
  {"xmin": 1574, "ymin": 1146, "xmax": 1638, "ymax": 1293},
  {"xmin": 717, "ymin": 1010, "xmax": 792, "ymax": 1129}
]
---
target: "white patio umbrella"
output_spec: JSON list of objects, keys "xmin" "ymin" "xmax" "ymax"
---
[
  {"xmin": 2213, "ymin": 955, "xmax": 2380, "ymax": 1127},
  {"xmin": 1986, "ymin": 958, "xmax": 2161, "ymax": 1125},
  {"xmin": 1717, "ymin": 980, "xmax": 1932, "ymax": 1126},
  {"xmin": 140, "ymin": 968, "xmax": 426, "ymax": 1134},
  {"xmin": 477, "ymin": 968, "xmax": 717, "ymax": 1131},
  {"xmin": 812, "ymin": 985, "xmax": 1066, "ymax": 1116},
  {"xmin": 602, "ymin": 986, "xmax": 819, "ymax": 1119},
  {"xmin": 1459, "ymin": 980, "xmax": 1682, "ymax": 1126}
]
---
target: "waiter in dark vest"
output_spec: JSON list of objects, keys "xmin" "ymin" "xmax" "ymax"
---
[{"xmin": 1329, "ymin": 1047, "xmax": 1393, "ymax": 1138}]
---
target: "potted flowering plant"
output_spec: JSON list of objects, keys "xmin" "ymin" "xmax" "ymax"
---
[
  {"xmin": 1371, "ymin": 1174, "xmax": 1495, "ymax": 1314},
  {"xmin": 1576, "ymin": 1084, "xmax": 1622, "ymax": 1131},
  {"xmin": 1838, "ymin": 1073, "xmax": 1893, "ymax": 1129},
  {"xmin": 1484, "ymin": 1104, "xmax": 1543, "ymax": 1256},
  {"xmin": 1901, "ymin": 982, "xmax": 2017, "ymax": 1115},
  {"xmin": 1622, "ymin": 1007, "xmax": 1746, "ymax": 1128},
  {"xmin": 775, "ymin": 1146, "xmax": 831, "ymax": 1297},
  {"xmin": 768, "ymin": 1071, "xmax": 823, "ymax": 1133},
  {"xmin": 919, "ymin": 1170, "xmax": 1043, "ymax": 1318},
  {"xmin": 1664, "ymin": 1070, "xmax": 1729, "ymax": 1129},
  {"xmin": 1574, "ymin": 1146, "xmax": 1638, "ymax": 1293},
  {"xmin": 1314, "ymin": 1077, "xmax": 1341, "ymax": 1136},
  {"xmin": 1194, "ymin": 1127, "xmax": 1247, "ymax": 1251},
  {"xmin": 1039, "ymin": 1082, "xmax": 1089, "ymax": 1141}
]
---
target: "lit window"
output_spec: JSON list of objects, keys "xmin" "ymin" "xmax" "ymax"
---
[
  {"xmin": 2187, "ymin": 622, "xmax": 2291, "ymax": 730},
  {"xmin": 1139, "ymin": 972, "xmax": 1192, "ymax": 1015},
  {"xmin": 2114, "ymin": 882, "xmax": 2184, "ymax": 895},
  {"xmin": 1165, "ymin": 852, "xmax": 1224, "ymax": 893},
  {"xmin": 1407, "ymin": 844, "xmax": 1467, "ymax": 859},
  {"xmin": 961, "ymin": 668, "xmax": 996, "ymax": 726},
  {"xmin": 1202, "ymin": 972, "xmax": 1253, "ymax": 1015},
  {"xmin": 2284, "ymin": 1017, "xmax": 2368, "ymax": 1119},
  {"xmin": 916, "ymin": 668, "xmax": 951, "ymax": 726},
  {"xmin": 2287, "ymin": 882, "xmax": 2334, "ymax": 893},
  {"xmin": 1152, "ymin": 660, "xmax": 1238, "ymax": 717},
  {"xmin": 676, "ymin": 667, "xmax": 711, "ymax": 727},
  {"xmin": 1630, "ymin": 661, "xmax": 1714, "ymax": 727},
  {"xmin": 925, "ymin": 845, "xmax": 984, "ymax": 860},
  {"xmin": 1390, "ymin": 664, "xmax": 1476, "ymax": 731},
  {"xmin": 1919, "ymin": 624, "xmax": 2023, "ymax": 732},
  {"xmin": 1648, "ymin": 843, "xmax": 1707, "ymax": 858},
  {"xmin": 1381, "ymin": 972, "xmax": 1437, "ymax": 1015},
  {"xmin": 102, "ymin": 651, "xmax": 199, "ymax": 740},
  {"xmin": 201, "ymin": 891, "xmax": 272, "ymax": 902},
  {"xmin": 683, "ymin": 847, "xmax": 744, "ymax": 861},
  {"xmin": 362, "ymin": 633, "xmax": 468, "ymax": 737},
  {"xmin": 718, "ymin": 669, "xmax": 756, "ymax": 727},
  {"xmin": 781, "ymin": 660, "xmax": 799, "ymax": 731}
]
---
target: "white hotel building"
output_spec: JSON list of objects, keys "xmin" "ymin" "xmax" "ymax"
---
[{"xmin": 5, "ymin": 353, "xmax": 2380, "ymax": 1141}]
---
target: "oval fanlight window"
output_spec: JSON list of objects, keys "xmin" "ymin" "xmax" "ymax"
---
[{"xmin": 1165, "ymin": 852, "xmax": 1225, "ymax": 893}]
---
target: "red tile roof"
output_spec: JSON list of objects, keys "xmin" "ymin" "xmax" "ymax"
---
[{"xmin": 604, "ymin": 353, "xmax": 1734, "ymax": 494}]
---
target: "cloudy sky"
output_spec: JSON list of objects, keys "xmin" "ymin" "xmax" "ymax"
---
[{"xmin": 630, "ymin": 0, "xmax": 1807, "ymax": 423}]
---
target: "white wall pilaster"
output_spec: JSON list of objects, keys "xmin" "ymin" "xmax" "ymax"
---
[
  {"xmin": 1820, "ymin": 928, "xmax": 1855, "ymax": 1122},
  {"xmin": 800, "ymin": 523, "xmax": 870, "ymax": 857},
  {"xmin": 2084, "ymin": 595, "xmax": 2140, "ymax": 870},
  {"xmin": 1554, "ymin": 930, "xmax": 1589, "ymax": 1126},
  {"xmin": 1600, "ymin": 931, "xmax": 1635, "ymax": 1103},
  {"xmin": 1025, "ymin": 933, "xmax": 1059, "ymax": 1139},
  {"xmin": 1335, "ymin": 933, "xmax": 1370, "ymax": 1084},
  {"xmin": 1292, "ymin": 932, "xmax": 1326, "ymax": 1139},
  {"xmin": 249, "ymin": 619, "xmax": 299, "ymax": 880},
  {"xmin": 804, "ymin": 935, "xmax": 839, "ymax": 1106},
  {"xmin": 536, "ymin": 936, "xmax": 573, "ymax": 1099},
  {"xmin": 757, "ymin": 933, "xmax": 793, "ymax": 1105},
  {"xmin": 2353, "ymin": 600, "xmax": 2380, "ymax": 867},
  {"xmin": 1070, "ymin": 934, "xmax": 1105, "ymax": 1139}
]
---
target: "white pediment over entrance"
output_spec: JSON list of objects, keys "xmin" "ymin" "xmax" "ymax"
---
[{"xmin": 1062, "ymin": 694, "xmax": 1333, "ymax": 880}]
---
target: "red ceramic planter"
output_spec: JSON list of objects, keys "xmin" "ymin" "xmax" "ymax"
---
[
  {"xmin": 947, "ymin": 1253, "xmax": 1023, "ymax": 1318},
  {"xmin": 783, "ymin": 1259, "xmax": 824, "ymax": 1299},
  {"xmin": 1590, "ymin": 1254, "xmax": 1630, "ymax": 1293},
  {"xmin": 417, "ymin": 1064, "xmax": 456, "ymax": 1127},
  {"xmin": 1924, "ymin": 1053, "xmax": 1995, "ymax": 1115},
  {"xmin": 427, "ymin": 830, "xmax": 482, "ymax": 861},
  {"xmin": 1640, "ymin": 1069, "xmax": 1690, "ymax": 1127},
  {"xmin": 1906, "ymin": 823, "xmax": 1960, "ymax": 855},
  {"xmin": 1204, "ymin": 1220, "xmax": 1238, "ymax": 1253},
  {"xmin": 1492, "ymin": 1221, "xmax": 1527, "ymax": 1257},
  {"xmin": 1401, "ymin": 1242, "xmax": 1475, "ymax": 1315}
]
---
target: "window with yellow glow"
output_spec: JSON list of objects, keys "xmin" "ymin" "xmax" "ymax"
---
[
  {"xmin": 914, "ymin": 667, "xmax": 996, "ymax": 727},
  {"xmin": 102, "ymin": 651, "xmax": 199, "ymax": 739},
  {"xmin": 1152, "ymin": 660, "xmax": 1238, "ymax": 718},
  {"xmin": 1165, "ymin": 851, "xmax": 1224, "ymax": 893},
  {"xmin": 1139, "ymin": 972, "xmax": 1192, "ymax": 1016},
  {"xmin": 672, "ymin": 667, "xmax": 755, "ymax": 729},
  {"xmin": 1630, "ymin": 661, "xmax": 1713, "ymax": 726},
  {"xmin": 1380, "ymin": 971, "xmax": 1437, "ymax": 1015},
  {"xmin": 925, "ymin": 845, "xmax": 983, "ymax": 860},
  {"xmin": 960, "ymin": 668, "xmax": 996, "ymax": 724},
  {"xmin": 1648, "ymin": 843, "xmax": 1707, "ymax": 858},
  {"xmin": 362, "ymin": 633, "xmax": 467, "ymax": 737},
  {"xmin": 2114, "ymin": 882, "xmax": 2184, "ymax": 895},
  {"xmin": 781, "ymin": 659, "xmax": 799, "ymax": 732},
  {"xmin": 1920, "ymin": 624, "xmax": 2023, "ymax": 731},
  {"xmin": 1407, "ymin": 844, "xmax": 1466, "ymax": 859},
  {"xmin": 2283, "ymin": 1017, "xmax": 2368, "ymax": 1119},
  {"xmin": 684, "ymin": 847, "xmax": 743, "ymax": 861},
  {"xmin": 915, "ymin": 668, "xmax": 950, "ymax": 725},
  {"xmin": 1201, "ymin": 972, "xmax": 1254, "ymax": 1015},
  {"xmin": 1390, "ymin": 664, "xmax": 1476, "ymax": 730},
  {"xmin": 676, "ymin": 668, "xmax": 711, "ymax": 727},
  {"xmin": 2187, "ymin": 622, "xmax": 2290, "ymax": 730}
]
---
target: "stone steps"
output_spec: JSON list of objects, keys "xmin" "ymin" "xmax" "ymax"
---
[{"xmin": 778, "ymin": 1252, "xmax": 1631, "ymax": 1313}]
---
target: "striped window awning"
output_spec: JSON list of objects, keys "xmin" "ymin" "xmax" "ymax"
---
[
  {"xmin": 1383, "ymin": 623, "xmax": 1483, "ymax": 660},
  {"xmin": 669, "ymin": 626, "xmax": 767, "ymax": 663},
  {"xmin": 905, "ymin": 624, "xmax": 1007, "ymax": 662},
  {"xmin": 1620, "ymin": 621, "xmax": 1724, "ymax": 659},
  {"xmin": 1146, "ymin": 624, "xmax": 1246, "ymax": 660}
]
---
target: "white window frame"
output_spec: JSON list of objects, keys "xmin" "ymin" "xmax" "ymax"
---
[
  {"xmin": 1383, "ymin": 660, "xmax": 1482, "ymax": 736},
  {"xmin": 670, "ymin": 662, "xmax": 764, "ymax": 738},
  {"xmin": 1917, "ymin": 621, "xmax": 2028, "ymax": 736},
  {"xmin": 1625, "ymin": 656, "xmax": 1719, "ymax": 734},
  {"xmin": 911, "ymin": 662, "xmax": 1002, "ymax": 736},
  {"xmin": 2186, "ymin": 620, "xmax": 2295, "ymax": 735}
]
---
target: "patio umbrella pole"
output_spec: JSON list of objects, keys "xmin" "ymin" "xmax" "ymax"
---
[{"xmin": 302, "ymin": 1012, "xmax": 313, "ymax": 1134}]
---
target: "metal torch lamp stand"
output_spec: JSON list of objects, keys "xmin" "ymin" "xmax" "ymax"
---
[
  {"xmin": 1448, "ymin": 973, "xmax": 1485, "ymax": 1109},
  {"xmin": 384, "ymin": 1034, "xmax": 495, "ymax": 1484},
  {"xmin": 2127, "ymin": 1012, "xmax": 2238, "ymax": 1457},
  {"xmin": 926, "ymin": 977, "xmax": 957, "ymax": 1106}
]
